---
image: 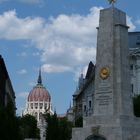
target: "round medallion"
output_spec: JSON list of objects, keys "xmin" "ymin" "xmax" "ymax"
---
[{"xmin": 100, "ymin": 67, "xmax": 110, "ymax": 80}]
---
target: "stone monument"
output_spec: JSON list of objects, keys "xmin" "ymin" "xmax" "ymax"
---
[{"xmin": 72, "ymin": 3, "xmax": 140, "ymax": 140}]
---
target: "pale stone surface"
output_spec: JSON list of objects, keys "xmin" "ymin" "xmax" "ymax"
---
[{"xmin": 72, "ymin": 7, "xmax": 140, "ymax": 140}]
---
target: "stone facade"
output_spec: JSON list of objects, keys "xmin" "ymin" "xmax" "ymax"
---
[
  {"xmin": 72, "ymin": 62, "xmax": 95, "ymax": 123},
  {"xmin": 72, "ymin": 7, "xmax": 140, "ymax": 140}
]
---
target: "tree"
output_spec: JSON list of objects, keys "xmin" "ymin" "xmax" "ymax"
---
[
  {"xmin": 58, "ymin": 117, "xmax": 73, "ymax": 140},
  {"xmin": 0, "ymin": 101, "xmax": 22, "ymax": 140},
  {"xmin": 75, "ymin": 116, "xmax": 83, "ymax": 127},
  {"xmin": 133, "ymin": 95, "xmax": 140, "ymax": 117},
  {"xmin": 45, "ymin": 112, "xmax": 73, "ymax": 140},
  {"xmin": 19, "ymin": 114, "xmax": 40, "ymax": 139},
  {"xmin": 45, "ymin": 112, "xmax": 59, "ymax": 140}
]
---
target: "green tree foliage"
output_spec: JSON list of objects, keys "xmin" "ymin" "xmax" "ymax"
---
[
  {"xmin": 75, "ymin": 116, "xmax": 83, "ymax": 127},
  {"xmin": 0, "ymin": 102, "xmax": 40, "ymax": 140},
  {"xmin": 58, "ymin": 117, "xmax": 73, "ymax": 140},
  {"xmin": 133, "ymin": 95, "xmax": 140, "ymax": 117},
  {"xmin": 45, "ymin": 112, "xmax": 59, "ymax": 140},
  {"xmin": 0, "ymin": 101, "xmax": 22, "ymax": 140},
  {"xmin": 45, "ymin": 112, "xmax": 73, "ymax": 140},
  {"xmin": 19, "ymin": 114, "xmax": 40, "ymax": 139}
]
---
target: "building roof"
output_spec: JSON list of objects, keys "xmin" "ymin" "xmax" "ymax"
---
[
  {"xmin": 85, "ymin": 61, "xmax": 95, "ymax": 79},
  {"xmin": 73, "ymin": 61, "xmax": 95, "ymax": 99}
]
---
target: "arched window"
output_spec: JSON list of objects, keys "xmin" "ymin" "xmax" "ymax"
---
[
  {"xmin": 30, "ymin": 103, "xmax": 33, "ymax": 109},
  {"xmin": 39, "ymin": 103, "xmax": 43, "ymax": 109},
  {"xmin": 35, "ymin": 103, "xmax": 38, "ymax": 109},
  {"xmin": 89, "ymin": 100, "xmax": 92, "ymax": 108}
]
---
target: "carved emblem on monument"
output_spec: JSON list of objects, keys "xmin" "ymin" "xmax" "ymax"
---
[{"xmin": 100, "ymin": 67, "xmax": 110, "ymax": 80}]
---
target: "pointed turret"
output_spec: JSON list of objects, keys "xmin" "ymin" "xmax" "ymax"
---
[
  {"xmin": 69, "ymin": 101, "xmax": 71, "ymax": 109},
  {"xmin": 37, "ymin": 68, "xmax": 42, "ymax": 85}
]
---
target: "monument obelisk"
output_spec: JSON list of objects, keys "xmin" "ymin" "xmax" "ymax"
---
[
  {"xmin": 94, "ymin": 1, "xmax": 133, "ymax": 117},
  {"xmin": 72, "ymin": 1, "xmax": 140, "ymax": 140}
]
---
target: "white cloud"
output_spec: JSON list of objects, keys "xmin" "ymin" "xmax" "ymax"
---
[
  {"xmin": 17, "ymin": 52, "xmax": 27, "ymax": 57},
  {"xmin": 135, "ymin": 19, "xmax": 140, "ymax": 26},
  {"xmin": 74, "ymin": 65, "xmax": 88, "ymax": 81},
  {"xmin": 36, "ymin": 7, "xmax": 100, "ymax": 73},
  {"xmin": 19, "ymin": 0, "xmax": 43, "ymax": 4},
  {"xmin": 0, "ymin": 7, "xmax": 136, "ymax": 74},
  {"xmin": 42, "ymin": 64, "xmax": 73, "ymax": 73},
  {"xmin": 127, "ymin": 16, "xmax": 136, "ymax": 31},
  {"xmin": 18, "ymin": 69, "xmax": 27, "ymax": 74},
  {"xmin": 17, "ymin": 92, "xmax": 28, "ymax": 98},
  {"xmin": 0, "ymin": 10, "xmax": 45, "ymax": 40},
  {"xmin": 32, "ymin": 52, "xmax": 40, "ymax": 56}
]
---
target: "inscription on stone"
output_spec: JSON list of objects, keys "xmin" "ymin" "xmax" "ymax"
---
[
  {"xmin": 96, "ymin": 82, "xmax": 112, "ymax": 106},
  {"xmin": 96, "ymin": 94, "xmax": 112, "ymax": 105}
]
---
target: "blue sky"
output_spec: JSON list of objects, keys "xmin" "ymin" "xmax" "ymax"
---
[{"xmin": 0, "ymin": 0, "xmax": 140, "ymax": 115}]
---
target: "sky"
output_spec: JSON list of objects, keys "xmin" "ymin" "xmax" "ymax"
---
[{"xmin": 0, "ymin": 0, "xmax": 140, "ymax": 115}]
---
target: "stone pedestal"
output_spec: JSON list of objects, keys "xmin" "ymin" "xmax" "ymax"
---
[
  {"xmin": 72, "ymin": 116, "xmax": 140, "ymax": 140},
  {"xmin": 72, "ymin": 7, "xmax": 140, "ymax": 140}
]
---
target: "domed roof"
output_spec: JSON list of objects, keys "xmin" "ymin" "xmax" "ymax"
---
[{"xmin": 28, "ymin": 69, "xmax": 51, "ymax": 102}]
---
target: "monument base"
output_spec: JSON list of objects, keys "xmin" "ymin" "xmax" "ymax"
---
[{"xmin": 72, "ymin": 115, "xmax": 140, "ymax": 140}]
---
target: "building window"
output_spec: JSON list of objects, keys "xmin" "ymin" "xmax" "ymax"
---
[
  {"xmin": 35, "ymin": 103, "xmax": 38, "ymax": 109},
  {"xmin": 89, "ymin": 101, "xmax": 91, "ymax": 108},
  {"xmin": 130, "ymin": 65, "xmax": 133, "ymax": 70},
  {"xmin": 39, "ymin": 103, "xmax": 43, "ymax": 109},
  {"xmin": 131, "ymin": 84, "xmax": 133, "ymax": 93},
  {"xmin": 31, "ymin": 103, "xmax": 33, "ymax": 109},
  {"xmin": 84, "ymin": 105, "xmax": 86, "ymax": 112}
]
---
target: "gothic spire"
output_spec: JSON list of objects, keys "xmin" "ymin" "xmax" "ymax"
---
[
  {"xmin": 69, "ymin": 101, "xmax": 71, "ymax": 109},
  {"xmin": 37, "ymin": 67, "xmax": 42, "ymax": 84}
]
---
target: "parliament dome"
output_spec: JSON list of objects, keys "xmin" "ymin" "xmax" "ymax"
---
[
  {"xmin": 28, "ymin": 85, "xmax": 51, "ymax": 102},
  {"xmin": 27, "ymin": 69, "xmax": 51, "ymax": 102}
]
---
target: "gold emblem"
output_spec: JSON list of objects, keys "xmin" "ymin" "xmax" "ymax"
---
[{"xmin": 100, "ymin": 67, "xmax": 110, "ymax": 80}]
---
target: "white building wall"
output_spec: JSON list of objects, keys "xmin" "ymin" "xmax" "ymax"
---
[
  {"xmin": 130, "ymin": 54, "xmax": 140, "ymax": 96},
  {"xmin": 82, "ymin": 79, "xmax": 94, "ymax": 117}
]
